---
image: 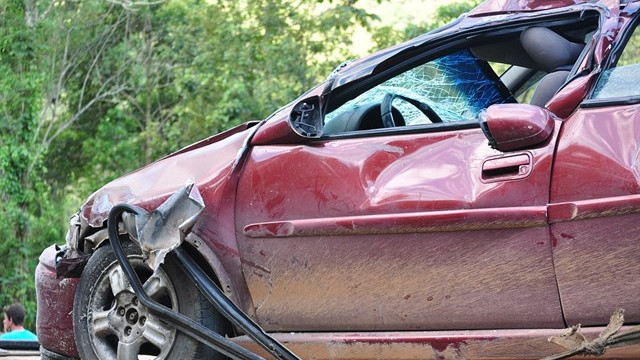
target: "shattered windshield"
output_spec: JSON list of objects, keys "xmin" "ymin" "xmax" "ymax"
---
[{"xmin": 325, "ymin": 49, "xmax": 514, "ymax": 127}]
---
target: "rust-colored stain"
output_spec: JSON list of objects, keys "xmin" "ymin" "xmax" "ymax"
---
[
  {"xmin": 231, "ymin": 329, "xmax": 640, "ymax": 359},
  {"xmin": 559, "ymin": 233, "xmax": 574, "ymax": 240},
  {"xmin": 242, "ymin": 259, "xmax": 271, "ymax": 274}
]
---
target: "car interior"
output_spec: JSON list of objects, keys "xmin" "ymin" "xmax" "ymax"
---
[{"xmin": 322, "ymin": 14, "xmax": 600, "ymax": 135}]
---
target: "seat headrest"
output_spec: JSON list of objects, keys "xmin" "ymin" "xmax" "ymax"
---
[{"xmin": 521, "ymin": 27, "xmax": 585, "ymax": 73}]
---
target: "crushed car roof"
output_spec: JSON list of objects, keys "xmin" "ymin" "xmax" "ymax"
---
[
  {"xmin": 469, "ymin": 0, "xmax": 619, "ymax": 15},
  {"xmin": 328, "ymin": 0, "xmax": 621, "ymax": 90}
]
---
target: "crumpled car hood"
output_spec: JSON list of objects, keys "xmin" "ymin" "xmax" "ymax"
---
[{"xmin": 80, "ymin": 122, "xmax": 255, "ymax": 228}]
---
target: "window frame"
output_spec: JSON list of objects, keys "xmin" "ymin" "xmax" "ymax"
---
[{"xmin": 318, "ymin": 11, "xmax": 602, "ymax": 140}]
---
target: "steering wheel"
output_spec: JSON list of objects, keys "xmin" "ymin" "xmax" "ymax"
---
[{"xmin": 381, "ymin": 93, "xmax": 443, "ymax": 128}]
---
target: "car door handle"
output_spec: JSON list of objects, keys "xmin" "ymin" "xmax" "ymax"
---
[{"xmin": 482, "ymin": 153, "xmax": 531, "ymax": 181}]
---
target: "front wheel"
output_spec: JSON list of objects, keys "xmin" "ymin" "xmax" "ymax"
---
[{"xmin": 73, "ymin": 241, "xmax": 224, "ymax": 360}]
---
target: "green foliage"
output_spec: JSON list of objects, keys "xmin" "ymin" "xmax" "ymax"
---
[
  {"xmin": 162, "ymin": 0, "xmax": 372, "ymax": 148},
  {"xmin": 371, "ymin": 0, "xmax": 482, "ymax": 50},
  {"xmin": 0, "ymin": 0, "xmax": 58, "ymax": 330},
  {"xmin": 0, "ymin": 0, "xmax": 476, "ymax": 334}
]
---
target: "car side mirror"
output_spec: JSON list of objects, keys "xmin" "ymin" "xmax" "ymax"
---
[
  {"xmin": 289, "ymin": 96, "xmax": 323, "ymax": 138},
  {"xmin": 479, "ymin": 104, "xmax": 555, "ymax": 152}
]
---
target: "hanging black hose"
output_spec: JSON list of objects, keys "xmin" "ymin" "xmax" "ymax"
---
[
  {"xmin": 174, "ymin": 247, "xmax": 301, "ymax": 360},
  {"xmin": 107, "ymin": 203, "xmax": 265, "ymax": 360}
]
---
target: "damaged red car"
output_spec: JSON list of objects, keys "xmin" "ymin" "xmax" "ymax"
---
[{"xmin": 35, "ymin": 0, "xmax": 640, "ymax": 359}]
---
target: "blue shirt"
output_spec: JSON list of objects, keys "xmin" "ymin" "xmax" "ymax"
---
[{"xmin": 0, "ymin": 329, "xmax": 38, "ymax": 341}]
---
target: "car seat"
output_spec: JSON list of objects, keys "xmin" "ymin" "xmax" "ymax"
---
[{"xmin": 520, "ymin": 27, "xmax": 585, "ymax": 107}]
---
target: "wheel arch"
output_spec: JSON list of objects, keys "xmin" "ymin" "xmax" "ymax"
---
[
  {"xmin": 82, "ymin": 226, "xmax": 242, "ymax": 331},
  {"xmin": 182, "ymin": 233, "xmax": 242, "ymax": 307}
]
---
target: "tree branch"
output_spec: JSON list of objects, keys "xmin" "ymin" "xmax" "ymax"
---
[{"xmin": 104, "ymin": 0, "xmax": 167, "ymax": 11}]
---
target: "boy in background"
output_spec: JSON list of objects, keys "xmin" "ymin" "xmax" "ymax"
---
[{"xmin": 1, "ymin": 303, "xmax": 37, "ymax": 341}]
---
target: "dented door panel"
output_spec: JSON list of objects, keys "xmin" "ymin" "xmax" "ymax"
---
[{"xmin": 235, "ymin": 127, "xmax": 563, "ymax": 331}]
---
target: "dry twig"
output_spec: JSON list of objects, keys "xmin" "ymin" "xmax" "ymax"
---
[{"xmin": 541, "ymin": 309, "xmax": 640, "ymax": 360}]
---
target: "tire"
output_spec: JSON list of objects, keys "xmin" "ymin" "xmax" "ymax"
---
[
  {"xmin": 40, "ymin": 347, "xmax": 78, "ymax": 360},
  {"xmin": 73, "ymin": 240, "xmax": 226, "ymax": 360}
]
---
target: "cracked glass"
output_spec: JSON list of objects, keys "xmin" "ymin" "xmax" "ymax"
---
[
  {"xmin": 592, "ymin": 24, "xmax": 640, "ymax": 100},
  {"xmin": 325, "ymin": 49, "xmax": 514, "ymax": 129}
]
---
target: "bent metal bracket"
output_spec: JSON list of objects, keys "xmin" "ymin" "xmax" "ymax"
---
[{"xmin": 108, "ymin": 183, "xmax": 301, "ymax": 360}]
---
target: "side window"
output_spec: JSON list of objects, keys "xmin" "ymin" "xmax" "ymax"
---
[
  {"xmin": 323, "ymin": 49, "xmax": 514, "ymax": 135},
  {"xmin": 591, "ymin": 23, "xmax": 640, "ymax": 100},
  {"xmin": 320, "ymin": 20, "xmax": 597, "ymax": 136}
]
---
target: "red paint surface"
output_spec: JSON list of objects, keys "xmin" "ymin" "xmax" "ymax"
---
[
  {"xmin": 552, "ymin": 106, "xmax": 640, "ymax": 202},
  {"xmin": 550, "ymin": 103, "xmax": 640, "ymax": 326},
  {"xmin": 552, "ymin": 214, "xmax": 640, "ymax": 325},
  {"xmin": 163, "ymin": 121, "xmax": 257, "ymax": 158},
  {"xmin": 35, "ymin": 245, "xmax": 79, "ymax": 358},
  {"xmin": 547, "ymin": 74, "xmax": 596, "ymax": 118},
  {"xmin": 80, "ymin": 128, "xmax": 250, "ymax": 227}
]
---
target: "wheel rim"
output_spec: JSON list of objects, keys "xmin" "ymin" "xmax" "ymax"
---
[{"xmin": 88, "ymin": 256, "xmax": 178, "ymax": 360}]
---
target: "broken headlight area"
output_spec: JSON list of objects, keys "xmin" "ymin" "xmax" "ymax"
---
[
  {"xmin": 55, "ymin": 183, "xmax": 300, "ymax": 360},
  {"xmin": 55, "ymin": 182, "xmax": 203, "ymax": 277}
]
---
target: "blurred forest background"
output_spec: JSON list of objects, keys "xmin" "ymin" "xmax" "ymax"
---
[{"xmin": 0, "ymin": 0, "xmax": 479, "ymax": 329}]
